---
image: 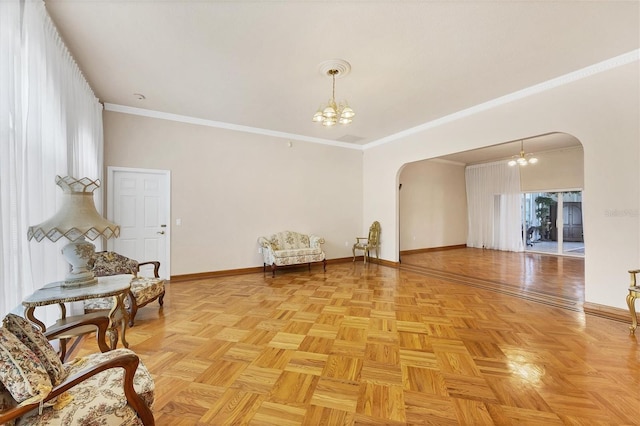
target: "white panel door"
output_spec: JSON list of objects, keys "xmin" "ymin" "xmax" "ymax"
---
[{"xmin": 107, "ymin": 167, "xmax": 170, "ymax": 278}]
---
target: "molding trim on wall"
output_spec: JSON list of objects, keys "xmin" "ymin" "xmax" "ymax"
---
[
  {"xmin": 103, "ymin": 103, "xmax": 361, "ymax": 151},
  {"xmin": 351, "ymin": 257, "xmax": 399, "ymax": 268},
  {"xmin": 583, "ymin": 302, "xmax": 631, "ymax": 325},
  {"xmin": 400, "ymin": 244, "xmax": 467, "ymax": 256},
  {"xmin": 362, "ymin": 49, "xmax": 640, "ymax": 150},
  {"xmin": 168, "ymin": 257, "xmax": 392, "ymax": 282},
  {"xmin": 170, "ymin": 266, "xmax": 264, "ymax": 282}
]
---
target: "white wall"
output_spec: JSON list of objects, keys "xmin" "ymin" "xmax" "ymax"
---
[
  {"xmin": 104, "ymin": 112, "xmax": 363, "ymax": 275},
  {"xmin": 397, "ymin": 146, "xmax": 582, "ymax": 252},
  {"xmin": 520, "ymin": 145, "xmax": 584, "ymax": 192},
  {"xmin": 399, "ymin": 160, "xmax": 467, "ymax": 251},
  {"xmin": 362, "ymin": 61, "xmax": 639, "ymax": 310}
]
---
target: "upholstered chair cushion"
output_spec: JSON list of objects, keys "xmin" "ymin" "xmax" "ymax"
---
[
  {"xmin": 0, "ymin": 328, "xmax": 51, "ymax": 405},
  {"xmin": 130, "ymin": 277, "xmax": 165, "ymax": 306},
  {"xmin": 2, "ymin": 315, "xmax": 66, "ymax": 386},
  {"xmin": 83, "ymin": 277, "xmax": 165, "ymax": 312},
  {"xmin": 15, "ymin": 348, "xmax": 155, "ymax": 425}
]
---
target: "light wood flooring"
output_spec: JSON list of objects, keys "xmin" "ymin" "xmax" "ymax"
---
[{"xmin": 76, "ymin": 248, "xmax": 640, "ymax": 425}]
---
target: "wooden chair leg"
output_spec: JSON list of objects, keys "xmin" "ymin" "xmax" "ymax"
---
[{"xmin": 627, "ymin": 291, "xmax": 638, "ymax": 335}]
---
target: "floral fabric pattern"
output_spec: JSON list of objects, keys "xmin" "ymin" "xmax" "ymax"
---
[
  {"xmin": 0, "ymin": 328, "xmax": 52, "ymax": 404},
  {"xmin": 258, "ymin": 231, "xmax": 325, "ymax": 268},
  {"xmin": 84, "ymin": 252, "xmax": 165, "ymax": 325},
  {"xmin": 2, "ymin": 315, "xmax": 66, "ymax": 386},
  {"xmin": 84, "ymin": 278, "xmax": 165, "ymax": 311},
  {"xmin": 129, "ymin": 278, "xmax": 164, "ymax": 306},
  {"xmin": 15, "ymin": 348, "xmax": 154, "ymax": 425},
  {"xmin": 90, "ymin": 252, "xmax": 139, "ymax": 277}
]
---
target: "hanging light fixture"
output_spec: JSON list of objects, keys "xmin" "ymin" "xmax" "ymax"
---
[
  {"xmin": 312, "ymin": 59, "xmax": 355, "ymax": 127},
  {"xmin": 508, "ymin": 140, "xmax": 538, "ymax": 166}
]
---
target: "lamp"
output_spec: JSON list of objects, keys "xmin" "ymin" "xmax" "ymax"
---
[
  {"xmin": 312, "ymin": 59, "xmax": 355, "ymax": 126},
  {"xmin": 27, "ymin": 176, "xmax": 120, "ymax": 287},
  {"xmin": 508, "ymin": 140, "xmax": 538, "ymax": 167}
]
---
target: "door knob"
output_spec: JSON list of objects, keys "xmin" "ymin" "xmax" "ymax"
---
[{"xmin": 157, "ymin": 231, "xmax": 165, "ymax": 235}]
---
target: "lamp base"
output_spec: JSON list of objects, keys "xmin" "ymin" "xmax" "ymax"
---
[
  {"xmin": 61, "ymin": 238, "xmax": 98, "ymax": 288},
  {"xmin": 62, "ymin": 275, "xmax": 98, "ymax": 288}
]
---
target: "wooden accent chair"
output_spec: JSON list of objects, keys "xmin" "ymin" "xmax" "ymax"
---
[
  {"xmin": 352, "ymin": 221, "xmax": 381, "ymax": 263},
  {"xmin": 84, "ymin": 251, "xmax": 165, "ymax": 326},
  {"xmin": 627, "ymin": 269, "xmax": 640, "ymax": 334},
  {"xmin": 0, "ymin": 314, "xmax": 154, "ymax": 425}
]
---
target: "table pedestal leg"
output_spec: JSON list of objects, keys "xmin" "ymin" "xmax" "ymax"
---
[
  {"xmin": 106, "ymin": 327, "xmax": 118, "ymax": 349},
  {"xmin": 107, "ymin": 293, "xmax": 129, "ymax": 348},
  {"xmin": 24, "ymin": 307, "xmax": 46, "ymax": 332}
]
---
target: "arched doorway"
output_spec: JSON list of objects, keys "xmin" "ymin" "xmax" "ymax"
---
[{"xmin": 397, "ymin": 133, "xmax": 585, "ymax": 301}]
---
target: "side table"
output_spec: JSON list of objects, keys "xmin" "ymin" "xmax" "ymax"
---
[{"xmin": 22, "ymin": 274, "xmax": 133, "ymax": 350}]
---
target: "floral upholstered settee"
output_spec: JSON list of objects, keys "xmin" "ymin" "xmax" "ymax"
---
[
  {"xmin": 0, "ymin": 314, "xmax": 154, "ymax": 425},
  {"xmin": 258, "ymin": 231, "xmax": 326, "ymax": 277}
]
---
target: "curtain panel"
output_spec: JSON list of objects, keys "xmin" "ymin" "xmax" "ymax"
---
[
  {"xmin": 465, "ymin": 161, "xmax": 524, "ymax": 252},
  {"xmin": 0, "ymin": 0, "xmax": 103, "ymax": 318}
]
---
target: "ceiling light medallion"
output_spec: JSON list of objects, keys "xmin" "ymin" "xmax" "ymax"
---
[
  {"xmin": 508, "ymin": 140, "xmax": 538, "ymax": 167},
  {"xmin": 312, "ymin": 59, "xmax": 355, "ymax": 127}
]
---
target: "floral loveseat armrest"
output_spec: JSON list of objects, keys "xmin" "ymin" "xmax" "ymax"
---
[
  {"xmin": 258, "ymin": 231, "xmax": 326, "ymax": 277},
  {"xmin": 309, "ymin": 234, "xmax": 325, "ymax": 248},
  {"xmin": 0, "ymin": 314, "xmax": 154, "ymax": 425}
]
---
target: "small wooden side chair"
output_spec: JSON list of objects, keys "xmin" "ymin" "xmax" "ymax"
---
[
  {"xmin": 84, "ymin": 251, "xmax": 165, "ymax": 326},
  {"xmin": 352, "ymin": 221, "xmax": 381, "ymax": 263},
  {"xmin": 627, "ymin": 269, "xmax": 640, "ymax": 334}
]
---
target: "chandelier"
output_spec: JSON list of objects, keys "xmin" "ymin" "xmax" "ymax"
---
[
  {"xmin": 508, "ymin": 140, "xmax": 538, "ymax": 166},
  {"xmin": 312, "ymin": 60, "xmax": 355, "ymax": 126}
]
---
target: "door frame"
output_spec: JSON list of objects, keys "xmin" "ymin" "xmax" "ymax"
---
[
  {"xmin": 521, "ymin": 188, "xmax": 584, "ymax": 258},
  {"xmin": 106, "ymin": 166, "xmax": 171, "ymax": 277}
]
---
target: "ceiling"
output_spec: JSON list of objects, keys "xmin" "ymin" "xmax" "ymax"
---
[{"xmin": 45, "ymin": 1, "xmax": 638, "ymax": 162}]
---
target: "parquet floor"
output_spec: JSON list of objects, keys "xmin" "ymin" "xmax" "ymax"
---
[
  {"xmin": 400, "ymin": 248, "xmax": 585, "ymax": 311},
  {"xmin": 76, "ymin": 248, "xmax": 640, "ymax": 425}
]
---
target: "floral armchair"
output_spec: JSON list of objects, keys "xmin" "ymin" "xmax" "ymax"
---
[
  {"xmin": 258, "ymin": 231, "xmax": 326, "ymax": 277},
  {"xmin": 84, "ymin": 252, "xmax": 165, "ymax": 326},
  {"xmin": 0, "ymin": 313, "xmax": 154, "ymax": 425}
]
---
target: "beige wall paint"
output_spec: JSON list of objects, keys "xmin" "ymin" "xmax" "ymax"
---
[
  {"xmin": 104, "ymin": 112, "xmax": 363, "ymax": 275},
  {"xmin": 520, "ymin": 145, "xmax": 584, "ymax": 192},
  {"xmin": 399, "ymin": 160, "xmax": 467, "ymax": 251},
  {"xmin": 103, "ymin": 61, "xmax": 638, "ymax": 313},
  {"xmin": 362, "ymin": 61, "xmax": 639, "ymax": 310},
  {"xmin": 396, "ymin": 145, "xmax": 582, "ymax": 253}
]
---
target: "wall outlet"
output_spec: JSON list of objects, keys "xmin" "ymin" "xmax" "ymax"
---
[
  {"xmin": 258, "ymin": 247, "xmax": 262, "ymax": 254},
  {"xmin": 345, "ymin": 241, "xmax": 349, "ymax": 247}
]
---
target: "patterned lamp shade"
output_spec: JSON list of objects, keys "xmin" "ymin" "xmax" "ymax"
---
[{"xmin": 28, "ymin": 176, "xmax": 120, "ymax": 287}]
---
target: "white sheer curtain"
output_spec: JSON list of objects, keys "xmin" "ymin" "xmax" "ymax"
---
[
  {"xmin": 0, "ymin": 0, "xmax": 103, "ymax": 318},
  {"xmin": 466, "ymin": 161, "xmax": 524, "ymax": 252}
]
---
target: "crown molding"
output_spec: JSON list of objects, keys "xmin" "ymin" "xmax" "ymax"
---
[{"xmin": 103, "ymin": 103, "xmax": 363, "ymax": 151}]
